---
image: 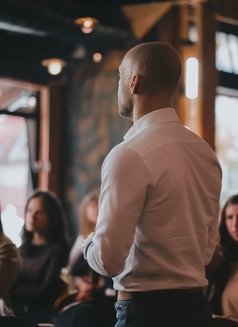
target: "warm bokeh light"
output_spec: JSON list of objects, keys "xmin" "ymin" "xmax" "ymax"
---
[
  {"xmin": 41, "ymin": 58, "xmax": 66, "ymax": 75},
  {"xmin": 92, "ymin": 52, "xmax": 102, "ymax": 63},
  {"xmin": 185, "ymin": 57, "xmax": 198, "ymax": 99},
  {"xmin": 74, "ymin": 17, "xmax": 97, "ymax": 34}
]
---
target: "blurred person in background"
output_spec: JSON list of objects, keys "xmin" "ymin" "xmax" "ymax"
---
[
  {"xmin": 10, "ymin": 190, "xmax": 69, "ymax": 324},
  {"xmin": 68, "ymin": 190, "xmax": 99, "ymax": 269},
  {"xmin": 207, "ymin": 194, "xmax": 238, "ymax": 321},
  {"xmin": 0, "ymin": 207, "xmax": 21, "ymax": 316},
  {"xmin": 61, "ymin": 190, "xmax": 100, "ymax": 289}
]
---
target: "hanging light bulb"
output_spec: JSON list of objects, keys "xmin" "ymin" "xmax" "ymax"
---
[
  {"xmin": 74, "ymin": 17, "xmax": 98, "ymax": 34},
  {"xmin": 92, "ymin": 52, "xmax": 102, "ymax": 63},
  {"xmin": 41, "ymin": 58, "xmax": 66, "ymax": 75}
]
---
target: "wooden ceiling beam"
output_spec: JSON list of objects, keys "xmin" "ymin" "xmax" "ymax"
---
[{"xmin": 196, "ymin": 1, "xmax": 217, "ymax": 150}]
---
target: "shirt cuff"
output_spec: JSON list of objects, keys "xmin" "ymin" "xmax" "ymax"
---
[{"xmin": 83, "ymin": 232, "xmax": 94, "ymax": 259}]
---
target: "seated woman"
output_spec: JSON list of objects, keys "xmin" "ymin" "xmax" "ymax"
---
[
  {"xmin": 68, "ymin": 190, "xmax": 99, "ymax": 269},
  {"xmin": 61, "ymin": 190, "xmax": 99, "ymax": 290},
  {"xmin": 10, "ymin": 190, "xmax": 69, "ymax": 323},
  {"xmin": 0, "ymin": 210, "xmax": 21, "ymax": 316},
  {"xmin": 207, "ymin": 194, "xmax": 238, "ymax": 321}
]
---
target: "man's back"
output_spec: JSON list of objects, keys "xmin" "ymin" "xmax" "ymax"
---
[{"xmin": 111, "ymin": 108, "xmax": 221, "ymax": 291}]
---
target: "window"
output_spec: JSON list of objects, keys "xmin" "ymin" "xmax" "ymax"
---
[
  {"xmin": 215, "ymin": 95, "xmax": 238, "ymax": 205},
  {"xmin": 215, "ymin": 23, "xmax": 238, "ymax": 205},
  {"xmin": 0, "ymin": 84, "xmax": 39, "ymax": 246},
  {"xmin": 216, "ymin": 32, "xmax": 238, "ymax": 74}
]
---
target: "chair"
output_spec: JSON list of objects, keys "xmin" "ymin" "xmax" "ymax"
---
[
  {"xmin": 0, "ymin": 315, "xmax": 38, "ymax": 327},
  {"xmin": 213, "ymin": 316, "xmax": 238, "ymax": 326}
]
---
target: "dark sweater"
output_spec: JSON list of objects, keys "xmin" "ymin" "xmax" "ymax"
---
[{"xmin": 10, "ymin": 242, "xmax": 68, "ymax": 322}]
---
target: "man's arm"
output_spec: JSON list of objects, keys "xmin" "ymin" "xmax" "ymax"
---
[
  {"xmin": 204, "ymin": 206, "xmax": 220, "ymax": 266},
  {"xmin": 83, "ymin": 143, "xmax": 152, "ymax": 277}
]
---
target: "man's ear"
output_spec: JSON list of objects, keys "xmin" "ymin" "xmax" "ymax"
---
[{"xmin": 130, "ymin": 74, "xmax": 139, "ymax": 94}]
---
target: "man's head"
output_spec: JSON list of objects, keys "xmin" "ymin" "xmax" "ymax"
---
[{"xmin": 117, "ymin": 42, "xmax": 181, "ymax": 121}]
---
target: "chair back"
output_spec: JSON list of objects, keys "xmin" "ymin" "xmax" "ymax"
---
[
  {"xmin": 0, "ymin": 315, "xmax": 38, "ymax": 327},
  {"xmin": 213, "ymin": 317, "xmax": 238, "ymax": 327}
]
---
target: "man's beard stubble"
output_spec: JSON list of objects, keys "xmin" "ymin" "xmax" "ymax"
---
[{"xmin": 119, "ymin": 105, "xmax": 133, "ymax": 120}]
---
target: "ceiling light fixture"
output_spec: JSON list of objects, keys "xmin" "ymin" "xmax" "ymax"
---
[
  {"xmin": 74, "ymin": 17, "xmax": 98, "ymax": 34},
  {"xmin": 185, "ymin": 57, "xmax": 199, "ymax": 99},
  {"xmin": 92, "ymin": 52, "xmax": 102, "ymax": 63},
  {"xmin": 41, "ymin": 58, "xmax": 66, "ymax": 75}
]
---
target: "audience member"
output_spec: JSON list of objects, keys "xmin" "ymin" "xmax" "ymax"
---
[
  {"xmin": 0, "ymin": 209, "xmax": 21, "ymax": 316},
  {"xmin": 61, "ymin": 190, "xmax": 99, "ymax": 290},
  {"xmin": 207, "ymin": 194, "xmax": 238, "ymax": 321},
  {"xmin": 58, "ymin": 188, "xmax": 116, "ymax": 325},
  {"xmin": 10, "ymin": 190, "xmax": 69, "ymax": 323},
  {"xmin": 68, "ymin": 190, "xmax": 99, "ymax": 269}
]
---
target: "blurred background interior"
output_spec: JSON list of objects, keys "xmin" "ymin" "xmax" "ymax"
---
[{"xmin": 0, "ymin": 0, "xmax": 238, "ymax": 245}]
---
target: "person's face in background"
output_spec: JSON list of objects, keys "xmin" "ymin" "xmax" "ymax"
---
[
  {"xmin": 25, "ymin": 197, "xmax": 48, "ymax": 234},
  {"xmin": 225, "ymin": 203, "xmax": 238, "ymax": 242},
  {"xmin": 86, "ymin": 199, "xmax": 98, "ymax": 225}
]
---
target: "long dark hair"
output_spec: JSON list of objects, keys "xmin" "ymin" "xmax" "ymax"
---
[
  {"xmin": 22, "ymin": 190, "xmax": 69, "ymax": 247},
  {"xmin": 219, "ymin": 194, "xmax": 238, "ymax": 260}
]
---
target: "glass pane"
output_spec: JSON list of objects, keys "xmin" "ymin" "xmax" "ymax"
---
[
  {"xmin": 215, "ymin": 95, "xmax": 238, "ymax": 205},
  {"xmin": 216, "ymin": 32, "xmax": 238, "ymax": 74},
  {"xmin": 228, "ymin": 34, "xmax": 238, "ymax": 74},
  {"xmin": 216, "ymin": 32, "xmax": 232, "ymax": 73},
  {"xmin": 0, "ymin": 85, "xmax": 37, "ymax": 114},
  {"xmin": 0, "ymin": 115, "xmax": 30, "ymax": 246}
]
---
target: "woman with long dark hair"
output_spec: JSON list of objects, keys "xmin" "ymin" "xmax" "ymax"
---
[
  {"xmin": 207, "ymin": 194, "xmax": 238, "ymax": 320},
  {"xmin": 10, "ymin": 190, "xmax": 69, "ymax": 323}
]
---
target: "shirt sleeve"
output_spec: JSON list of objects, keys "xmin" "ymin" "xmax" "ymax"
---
[
  {"xmin": 204, "ymin": 205, "xmax": 220, "ymax": 266},
  {"xmin": 84, "ymin": 143, "xmax": 152, "ymax": 277}
]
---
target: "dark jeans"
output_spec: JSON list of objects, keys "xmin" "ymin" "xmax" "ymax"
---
[{"xmin": 115, "ymin": 289, "xmax": 213, "ymax": 327}]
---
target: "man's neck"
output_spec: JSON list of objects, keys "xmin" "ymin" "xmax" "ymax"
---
[{"xmin": 133, "ymin": 102, "xmax": 172, "ymax": 123}]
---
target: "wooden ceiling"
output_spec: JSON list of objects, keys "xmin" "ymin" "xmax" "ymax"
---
[
  {"xmin": 0, "ymin": 0, "xmax": 237, "ymax": 83},
  {"xmin": 0, "ymin": 0, "xmax": 172, "ymax": 84},
  {"xmin": 0, "ymin": 0, "xmax": 238, "ymax": 111},
  {"xmin": 0, "ymin": 0, "xmax": 175, "ymax": 111}
]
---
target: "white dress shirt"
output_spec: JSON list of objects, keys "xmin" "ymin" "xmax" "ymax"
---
[{"xmin": 84, "ymin": 107, "xmax": 222, "ymax": 292}]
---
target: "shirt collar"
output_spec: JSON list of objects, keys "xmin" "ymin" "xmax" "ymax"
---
[{"xmin": 123, "ymin": 107, "xmax": 180, "ymax": 140}]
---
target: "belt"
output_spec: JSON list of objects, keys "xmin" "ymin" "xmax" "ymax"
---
[
  {"xmin": 117, "ymin": 287, "xmax": 203, "ymax": 300},
  {"xmin": 117, "ymin": 291, "xmax": 132, "ymax": 300}
]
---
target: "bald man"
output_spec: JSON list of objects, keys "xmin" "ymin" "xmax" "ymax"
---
[{"xmin": 83, "ymin": 42, "xmax": 222, "ymax": 327}]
